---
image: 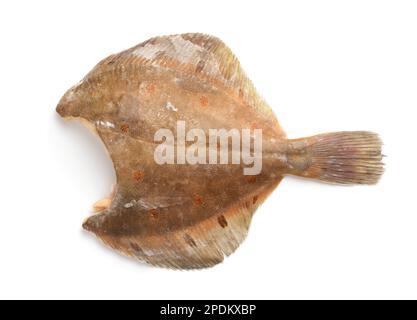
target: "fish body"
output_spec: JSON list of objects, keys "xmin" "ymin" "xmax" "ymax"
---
[{"xmin": 57, "ymin": 33, "xmax": 383, "ymax": 269}]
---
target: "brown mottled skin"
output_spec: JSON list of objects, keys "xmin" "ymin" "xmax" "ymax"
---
[{"xmin": 57, "ymin": 33, "xmax": 383, "ymax": 269}]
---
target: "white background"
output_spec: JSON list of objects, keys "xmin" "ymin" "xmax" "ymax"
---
[{"xmin": 0, "ymin": 0, "xmax": 416, "ymax": 299}]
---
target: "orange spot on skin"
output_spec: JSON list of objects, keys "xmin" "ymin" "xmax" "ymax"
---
[
  {"xmin": 200, "ymin": 95, "xmax": 208, "ymax": 107},
  {"xmin": 194, "ymin": 194, "xmax": 203, "ymax": 206},
  {"xmin": 253, "ymin": 195, "xmax": 259, "ymax": 204},
  {"xmin": 245, "ymin": 176, "xmax": 257, "ymax": 183},
  {"xmin": 149, "ymin": 209, "xmax": 158, "ymax": 219},
  {"xmin": 216, "ymin": 141, "xmax": 221, "ymax": 151},
  {"xmin": 120, "ymin": 124, "xmax": 129, "ymax": 133},
  {"xmin": 147, "ymin": 83, "xmax": 156, "ymax": 94},
  {"xmin": 132, "ymin": 170, "xmax": 144, "ymax": 182},
  {"xmin": 250, "ymin": 122, "xmax": 259, "ymax": 130}
]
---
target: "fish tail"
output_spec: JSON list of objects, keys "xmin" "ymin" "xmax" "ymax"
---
[{"xmin": 285, "ymin": 131, "xmax": 384, "ymax": 184}]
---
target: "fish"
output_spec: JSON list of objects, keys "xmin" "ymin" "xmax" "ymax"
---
[{"xmin": 56, "ymin": 33, "xmax": 384, "ymax": 269}]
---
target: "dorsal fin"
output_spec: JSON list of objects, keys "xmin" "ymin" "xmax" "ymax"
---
[
  {"xmin": 91, "ymin": 174, "xmax": 282, "ymax": 269},
  {"xmin": 86, "ymin": 33, "xmax": 285, "ymax": 138}
]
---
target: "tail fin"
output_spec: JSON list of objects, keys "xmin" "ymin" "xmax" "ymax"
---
[{"xmin": 287, "ymin": 131, "xmax": 384, "ymax": 185}]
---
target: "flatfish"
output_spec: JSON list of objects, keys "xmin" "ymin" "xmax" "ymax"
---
[{"xmin": 57, "ymin": 33, "xmax": 384, "ymax": 269}]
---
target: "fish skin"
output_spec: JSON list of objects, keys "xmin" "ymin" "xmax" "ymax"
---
[{"xmin": 57, "ymin": 33, "xmax": 383, "ymax": 269}]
